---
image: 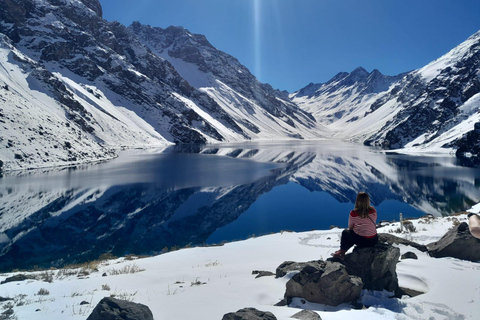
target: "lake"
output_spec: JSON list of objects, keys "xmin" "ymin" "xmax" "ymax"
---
[{"xmin": 1, "ymin": 140, "xmax": 479, "ymax": 271}]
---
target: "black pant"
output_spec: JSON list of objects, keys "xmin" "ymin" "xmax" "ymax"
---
[{"xmin": 340, "ymin": 229, "xmax": 378, "ymax": 251}]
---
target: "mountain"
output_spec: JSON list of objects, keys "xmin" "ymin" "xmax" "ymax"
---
[
  {"xmin": 292, "ymin": 67, "xmax": 405, "ymax": 127},
  {"xmin": 128, "ymin": 22, "xmax": 320, "ymax": 138},
  {"xmin": 293, "ymin": 31, "xmax": 480, "ymax": 158},
  {"xmin": 1, "ymin": 0, "xmax": 479, "ymax": 173},
  {"xmin": 0, "ymin": 0, "xmax": 322, "ymax": 172}
]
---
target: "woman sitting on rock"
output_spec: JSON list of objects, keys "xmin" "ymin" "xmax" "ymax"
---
[{"xmin": 332, "ymin": 192, "xmax": 378, "ymax": 259}]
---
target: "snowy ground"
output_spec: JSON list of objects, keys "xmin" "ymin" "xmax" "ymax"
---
[{"xmin": 0, "ymin": 211, "xmax": 479, "ymax": 319}]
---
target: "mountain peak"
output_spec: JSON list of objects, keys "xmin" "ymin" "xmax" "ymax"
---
[
  {"xmin": 350, "ymin": 66, "xmax": 369, "ymax": 77},
  {"xmin": 370, "ymin": 69, "xmax": 383, "ymax": 76}
]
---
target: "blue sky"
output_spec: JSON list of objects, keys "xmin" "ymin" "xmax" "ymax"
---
[{"xmin": 98, "ymin": 0, "xmax": 480, "ymax": 92}]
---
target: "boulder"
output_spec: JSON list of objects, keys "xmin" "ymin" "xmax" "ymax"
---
[
  {"xmin": 87, "ymin": 297, "xmax": 153, "ymax": 320},
  {"xmin": 427, "ymin": 222, "xmax": 480, "ymax": 262},
  {"xmin": 291, "ymin": 310, "xmax": 322, "ymax": 320},
  {"xmin": 284, "ymin": 260, "xmax": 363, "ymax": 306},
  {"xmin": 222, "ymin": 308, "xmax": 276, "ymax": 320},
  {"xmin": 343, "ymin": 242, "xmax": 401, "ymax": 293},
  {"xmin": 276, "ymin": 261, "xmax": 313, "ymax": 278}
]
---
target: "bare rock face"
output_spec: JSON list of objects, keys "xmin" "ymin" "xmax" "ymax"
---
[
  {"xmin": 222, "ymin": 308, "xmax": 277, "ymax": 320},
  {"xmin": 284, "ymin": 260, "xmax": 363, "ymax": 306},
  {"xmin": 343, "ymin": 242, "xmax": 401, "ymax": 292},
  {"xmin": 87, "ymin": 297, "xmax": 153, "ymax": 320},
  {"xmin": 428, "ymin": 222, "xmax": 480, "ymax": 262}
]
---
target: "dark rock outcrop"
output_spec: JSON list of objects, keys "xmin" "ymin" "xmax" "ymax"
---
[
  {"xmin": 455, "ymin": 122, "xmax": 480, "ymax": 165},
  {"xmin": 343, "ymin": 242, "xmax": 401, "ymax": 292},
  {"xmin": 252, "ymin": 270, "xmax": 275, "ymax": 279},
  {"xmin": 222, "ymin": 308, "xmax": 276, "ymax": 320},
  {"xmin": 284, "ymin": 260, "xmax": 363, "ymax": 306},
  {"xmin": 1, "ymin": 274, "xmax": 35, "ymax": 284},
  {"xmin": 378, "ymin": 233, "xmax": 428, "ymax": 252},
  {"xmin": 87, "ymin": 297, "xmax": 153, "ymax": 320},
  {"xmin": 276, "ymin": 261, "xmax": 312, "ymax": 278},
  {"xmin": 427, "ymin": 222, "xmax": 480, "ymax": 262}
]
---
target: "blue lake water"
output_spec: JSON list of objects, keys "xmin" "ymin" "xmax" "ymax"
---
[{"xmin": 0, "ymin": 141, "xmax": 479, "ymax": 271}]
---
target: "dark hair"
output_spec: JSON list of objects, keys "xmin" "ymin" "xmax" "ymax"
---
[{"xmin": 354, "ymin": 192, "xmax": 373, "ymax": 218}]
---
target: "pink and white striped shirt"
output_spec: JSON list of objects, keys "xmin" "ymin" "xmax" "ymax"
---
[{"xmin": 348, "ymin": 208, "xmax": 377, "ymax": 238}]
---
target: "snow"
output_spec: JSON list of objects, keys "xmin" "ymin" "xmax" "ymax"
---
[
  {"xmin": 417, "ymin": 31, "xmax": 480, "ymax": 83},
  {"xmin": 172, "ymin": 92, "xmax": 242, "ymax": 143},
  {"xmin": 0, "ymin": 209, "xmax": 479, "ymax": 320},
  {"xmin": 155, "ymin": 46, "xmax": 216, "ymax": 88},
  {"xmin": 469, "ymin": 203, "xmax": 480, "ymax": 214}
]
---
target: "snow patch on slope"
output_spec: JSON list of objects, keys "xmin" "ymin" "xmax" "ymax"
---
[{"xmin": 417, "ymin": 30, "xmax": 480, "ymax": 82}]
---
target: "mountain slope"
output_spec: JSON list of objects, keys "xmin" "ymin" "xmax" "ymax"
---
[
  {"xmin": 1, "ymin": 0, "xmax": 479, "ymax": 172},
  {"xmin": 292, "ymin": 67, "xmax": 405, "ymax": 132},
  {"xmin": 129, "ymin": 22, "xmax": 323, "ymax": 141},
  {"xmin": 293, "ymin": 31, "xmax": 480, "ymax": 156},
  {"xmin": 0, "ymin": 0, "xmax": 322, "ymax": 172}
]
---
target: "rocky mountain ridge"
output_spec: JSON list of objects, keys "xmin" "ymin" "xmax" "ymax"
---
[
  {"xmin": 129, "ymin": 22, "xmax": 319, "ymax": 138},
  {"xmin": 0, "ymin": 0, "xmax": 321, "ymax": 172}
]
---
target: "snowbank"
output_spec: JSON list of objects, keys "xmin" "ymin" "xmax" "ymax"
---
[{"xmin": 0, "ymin": 212, "xmax": 478, "ymax": 320}]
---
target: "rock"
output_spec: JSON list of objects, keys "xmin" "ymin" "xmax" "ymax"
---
[
  {"xmin": 0, "ymin": 297, "xmax": 12, "ymax": 302},
  {"xmin": 343, "ymin": 242, "xmax": 401, "ymax": 293},
  {"xmin": 398, "ymin": 287, "xmax": 425, "ymax": 297},
  {"xmin": 2, "ymin": 309, "xmax": 14, "ymax": 316},
  {"xmin": 274, "ymin": 299, "xmax": 288, "ymax": 307},
  {"xmin": 222, "ymin": 308, "xmax": 277, "ymax": 320},
  {"xmin": 378, "ymin": 233, "xmax": 428, "ymax": 252},
  {"xmin": 252, "ymin": 270, "xmax": 275, "ymax": 279},
  {"xmin": 80, "ymin": 301, "xmax": 90, "ymax": 305},
  {"xmin": 291, "ymin": 310, "xmax": 322, "ymax": 320},
  {"xmin": 87, "ymin": 297, "xmax": 153, "ymax": 320},
  {"xmin": 401, "ymin": 252, "xmax": 418, "ymax": 260},
  {"xmin": 1, "ymin": 274, "xmax": 34, "ymax": 284},
  {"xmin": 284, "ymin": 260, "xmax": 363, "ymax": 306},
  {"xmin": 427, "ymin": 222, "xmax": 480, "ymax": 262},
  {"xmin": 276, "ymin": 261, "xmax": 314, "ymax": 278}
]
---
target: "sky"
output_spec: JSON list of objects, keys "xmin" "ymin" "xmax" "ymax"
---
[{"xmin": 98, "ymin": 0, "xmax": 480, "ymax": 92}]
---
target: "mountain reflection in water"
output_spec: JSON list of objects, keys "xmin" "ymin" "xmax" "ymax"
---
[{"xmin": 0, "ymin": 141, "xmax": 479, "ymax": 271}]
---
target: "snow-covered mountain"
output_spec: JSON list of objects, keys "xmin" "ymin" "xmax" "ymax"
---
[
  {"xmin": 0, "ymin": 0, "xmax": 322, "ymax": 172},
  {"xmin": 292, "ymin": 67, "xmax": 405, "ymax": 131},
  {"xmin": 1, "ymin": 0, "xmax": 479, "ymax": 172},
  {"xmin": 293, "ymin": 31, "xmax": 480, "ymax": 157},
  {"xmin": 129, "ymin": 22, "xmax": 319, "ymax": 141}
]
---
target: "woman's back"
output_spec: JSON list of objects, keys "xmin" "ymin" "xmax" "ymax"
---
[{"xmin": 348, "ymin": 208, "xmax": 377, "ymax": 238}]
